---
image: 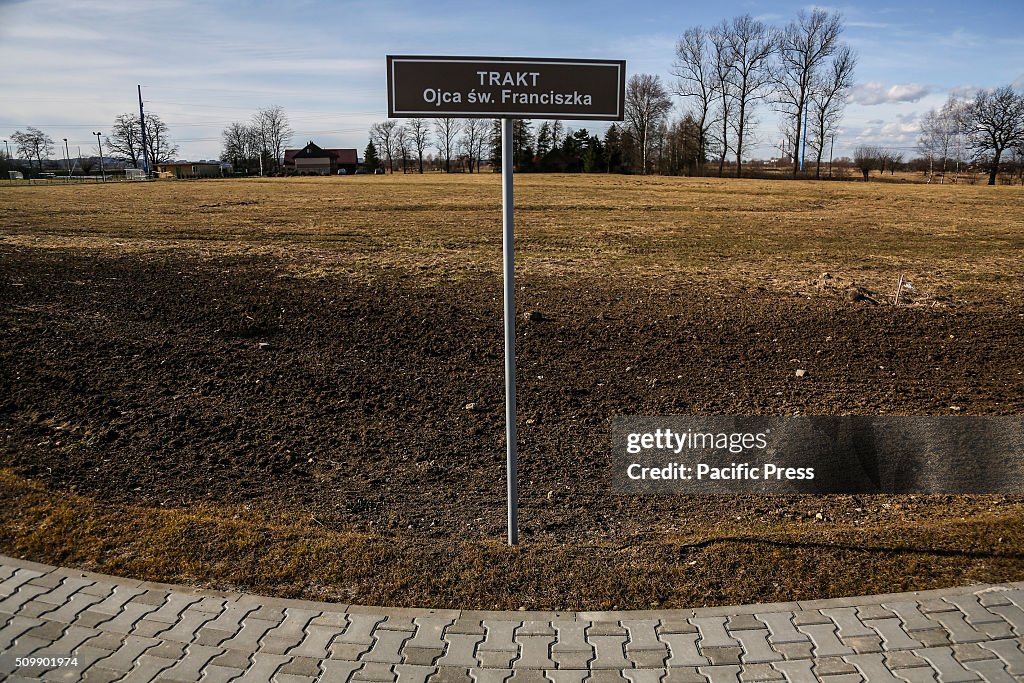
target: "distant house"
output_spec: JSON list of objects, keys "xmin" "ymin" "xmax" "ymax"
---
[
  {"xmin": 157, "ymin": 161, "xmax": 223, "ymax": 179},
  {"xmin": 283, "ymin": 141, "xmax": 358, "ymax": 175}
]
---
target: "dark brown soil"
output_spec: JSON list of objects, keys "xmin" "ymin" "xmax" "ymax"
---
[{"xmin": 3, "ymin": 244, "xmax": 1022, "ymax": 547}]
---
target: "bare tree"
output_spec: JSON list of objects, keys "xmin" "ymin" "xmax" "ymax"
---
[
  {"xmin": 672, "ymin": 26, "xmax": 715, "ymax": 172},
  {"xmin": 709, "ymin": 21, "xmax": 736, "ymax": 177},
  {"xmin": 624, "ymin": 74, "xmax": 673, "ymax": 174},
  {"xmin": 254, "ymin": 106, "xmax": 292, "ymax": 171},
  {"xmin": 106, "ymin": 114, "xmax": 144, "ymax": 167},
  {"xmin": 11, "ymin": 127, "xmax": 54, "ymax": 169},
  {"xmin": 772, "ymin": 8, "xmax": 844, "ymax": 176},
  {"xmin": 370, "ymin": 120, "xmax": 399, "ymax": 173},
  {"xmin": 964, "ymin": 85, "xmax": 1024, "ymax": 185},
  {"xmin": 221, "ymin": 121, "xmax": 260, "ymax": 174},
  {"xmin": 406, "ymin": 118, "xmax": 431, "ymax": 173},
  {"xmin": 853, "ymin": 145, "xmax": 878, "ymax": 181},
  {"xmin": 396, "ymin": 125, "xmax": 411, "ymax": 173},
  {"xmin": 807, "ymin": 44, "xmax": 856, "ymax": 179},
  {"xmin": 725, "ymin": 14, "xmax": 776, "ymax": 177},
  {"xmin": 460, "ymin": 118, "xmax": 487, "ymax": 173},
  {"xmin": 918, "ymin": 97, "xmax": 965, "ymax": 183},
  {"xmin": 434, "ymin": 118, "xmax": 461, "ymax": 172},
  {"xmin": 143, "ymin": 114, "xmax": 178, "ymax": 165}
]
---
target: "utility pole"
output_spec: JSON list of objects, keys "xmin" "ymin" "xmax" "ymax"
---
[
  {"xmin": 138, "ymin": 85, "xmax": 151, "ymax": 176},
  {"xmin": 828, "ymin": 133, "xmax": 835, "ymax": 178},
  {"xmin": 93, "ymin": 132, "xmax": 106, "ymax": 182},
  {"xmin": 63, "ymin": 138, "xmax": 71, "ymax": 182},
  {"xmin": 3, "ymin": 139, "xmax": 10, "ymax": 184}
]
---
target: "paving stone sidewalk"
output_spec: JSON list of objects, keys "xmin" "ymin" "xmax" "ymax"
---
[{"xmin": 1, "ymin": 555, "xmax": 1022, "ymax": 682}]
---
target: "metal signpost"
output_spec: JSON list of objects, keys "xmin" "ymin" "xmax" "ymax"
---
[{"xmin": 387, "ymin": 55, "xmax": 625, "ymax": 545}]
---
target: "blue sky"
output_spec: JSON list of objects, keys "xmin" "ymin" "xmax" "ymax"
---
[{"xmin": 1, "ymin": 0, "xmax": 1022, "ymax": 161}]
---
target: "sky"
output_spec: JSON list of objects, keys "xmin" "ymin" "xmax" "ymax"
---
[{"xmin": 1, "ymin": 0, "xmax": 1022, "ymax": 162}]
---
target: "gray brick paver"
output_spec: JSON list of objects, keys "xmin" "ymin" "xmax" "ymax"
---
[
  {"xmin": 236, "ymin": 651, "xmax": 290, "ymax": 681},
  {"xmin": 990, "ymin": 605, "xmax": 1024, "ymax": 635},
  {"xmin": 44, "ymin": 591, "xmax": 104, "ymax": 625},
  {"xmin": 262, "ymin": 608, "xmax": 320, "ymax": 655},
  {"xmin": 113, "ymin": 652, "xmax": 178, "ymax": 683},
  {"xmin": 316, "ymin": 659, "xmax": 363, "ymax": 683},
  {"xmin": 38, "ymin": 577, "xmax": 95, "ymax": 606},
  {"xmin": 697, "ymin": 664, "xmax": 742, "ymax": 683},
  {"xmin": 552, "ymin": 621, "xmax": 591, "ymax": 653},
  {"xmin": 866, "ymin": 618, "xmax": 924, "ymax": 650},
  {"xmin": 623, "ymin": 620, "xmax": 663, "ymax": 651},
  {"xmin": 930, "ymin": 612, "xmax": 988, "ymax": 644},
  {"xmin": 914, "ymin": 647, "xmax": 981, "ymax": 682},
  {"xmin": 90, "ymin": 585, "xmax": 147, "ymax": 616},
  {"xmin": 843, "ymin": 653, "xmax": 904, "ymax": 682},
  {"xmin": 0, "ymin": 583, "xmax": 50, "ymax": 615},
  {"xmin": 363, "ymin": 627, "xmax": 415, "ymax": 664},
  {"xmin": 769, "ymin": 661, "xmax": 817, "ymax": 683},
  {"xmin": 0, "ymin": 568, "xmax": 44, "ymax": 598},
  {"xmin": 884, "ymin": 603, "xmax": 938, "ymax": 633},
  {"xmin": 436, "ymin": 632, "xmax": 486, "ymax": 669},
  {"xmin": 731, "ymin": 630, "xmax": 781, "ymax": 664},
  {"xmin": 821, "ymin": 608, "xmax": 875, "ymax": 639},
  {"xmin": 588, "ymin": 635, "xmax": 631, "ymax": 670},
  {"xmin": 943, "ymin": 595, "xmax": 1003, "ymax": 625},
  {"xmin": 101, "ymin": 600, "xmax": 163, "ymax": 634},
  {"xmin": 90, "ymin": 633, "xmax": 163, "ymax": 673},
  {"xmin": 396, "ymin": 664, "xmax": 440, "ymax": 683},
  {"xmin": 353, "ymin": 661, "xmax": 397, "ymax": 681},
  {"xmin": 146, "ymin": 593, "xmax": 203, "ymax": 624},
  {"xmin": 545, "ymin": 671, "xmax": 587, "ymax": 683},
  {"xmin": 692, "ymin": 617, "xmax": 740, "ymax": 649},
  {"xmin": 338, "ymin": 613, "xmax": 387, "ymax": 644},
  {"xmin": 621, "ymin": 669, "xmax": 663, "ymax": 683},
  {"xmin": 795, "ymin": 623, "xmax": 854, "ymax": 658},
  {"xmin": 406, "ymin": 618, "xmax": 456, "ymax": 651},
  {"xmin": 161, "ymin": 607, "xmax": 224, "ymax": 644},
  {"xmin": 978, "ymin": 638, "xmax": 1024, "ymax": 675},
  {"xmin": 515, "ymin": 634, "xmax": 556, "ymax": 669},
  {"xmin": 961, "ymin": 658, "xmax": 1015, "ymax": 682},
  {"xmin": 739, "ymin": 662, "xmax": 784, "ymax": 681},
  {"xmin": 754, "ymin": 614, "xmax": 808, "ymax": 646},
  {"xmin": 662, "ymin": 632, "xmax": 710, "ymax": 668},
  {"xmin": 218, "ymin": 616, "xmax": 279, "ymax": 652},
  {"xmin": 7, "ymin": 555, "xmax": 1024, "ymax": 683},
  {"xmin": 199, "ymin": 664, "xmax": 247, "ymax": 683},
  {"xmin": 481, "ymin": 620, "xmax": 521, "ymax": 653},
  {"xmin": 158, "ymin": 643, "xmax": 225, "ymax": 682}
]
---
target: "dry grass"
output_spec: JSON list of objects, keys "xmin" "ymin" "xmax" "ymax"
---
[
  {"xmin": 3, "ymin": 174, "xmax": 1023, "ymax": 300},
  {"xmin": 3, "ymin": 175, "xmax": 1024, "ymax": 607},
  {"xmin": 2, "ymin": 470, "xmax": 1022, "ymax": 610}
]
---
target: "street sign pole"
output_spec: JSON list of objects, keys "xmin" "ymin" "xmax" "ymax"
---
[
  {"xmin": 386, "ymin": 55, "xmax": 625, "ymax": 547},
  {"xmin": 501, "ymin": 117, "xmax": 519, "ymax": 546}
]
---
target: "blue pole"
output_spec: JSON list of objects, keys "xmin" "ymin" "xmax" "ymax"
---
[
  {"xmin": 799, "ymin": 106, "xmax": 807, "ymax": 172},
  {"xmin": 138, "ymin": 85, "xmax": 150, "ymax": 176}
]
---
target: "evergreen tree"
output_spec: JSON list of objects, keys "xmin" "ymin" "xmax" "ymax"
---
[
  {"xmin": 582, "ymin": 135, "xmax": 606, "ymax": 173},
  {"xmin": 536, "ymin": 122, "xmax": 552, "ymax": 157},
  {"xmin": 363, "ymin": 140, "xmax": 381, "ymax": 171},
  {"xmin": 604, "ymin": 124, "xmax": 623, "ymax": 173}
]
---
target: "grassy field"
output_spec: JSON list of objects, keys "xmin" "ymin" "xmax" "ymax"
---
[
  {"xmin": 4, "ymin": 174, "xmax": 1023, "ymax": 299},
  {"xmin": 2, "ymin": 174, "xmax": 1023, "ymax": 609}
]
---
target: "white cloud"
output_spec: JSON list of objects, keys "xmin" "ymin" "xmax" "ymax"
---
[{"xmin": 849, "ymin": 82, "xmax": 931, "ymax": 106}]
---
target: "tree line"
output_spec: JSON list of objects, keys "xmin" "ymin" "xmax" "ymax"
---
[
  {"xmin": 364, "ymin": 9, "xmax": 856, "ymax": 179},
  {"xmin": 8, "ymin": 112, "xmax": 181, "ymax": 175}
]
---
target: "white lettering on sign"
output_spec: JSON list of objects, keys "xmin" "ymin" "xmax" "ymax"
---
[
  {"xmin": 476, "ymin": 71, "xmax": 542, "ymax": 87},
  {"xmin": 500, "ymin": 90, "xmax": 593, "ymax": 106}
]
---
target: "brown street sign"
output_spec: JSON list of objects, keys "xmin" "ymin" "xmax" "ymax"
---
[{"xmin": 387, "ymin": 55, "xmax": 625, "ymax": 120}]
